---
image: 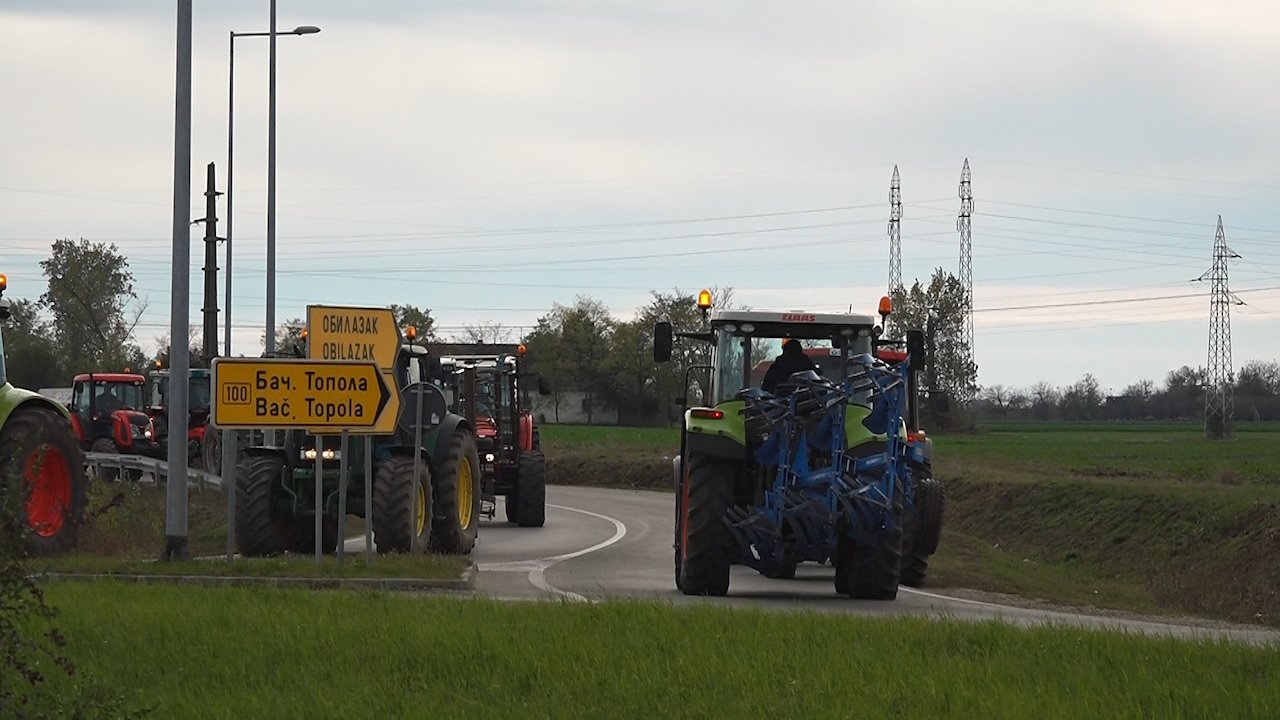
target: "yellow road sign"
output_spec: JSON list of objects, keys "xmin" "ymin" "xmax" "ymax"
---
[
  {"xmin": 211, "ymin": 358, "xmax": 400, "ymax": 433},
  {"xmin": 306, "ymin": 305, "xmax": 401, "ymax": 369}
]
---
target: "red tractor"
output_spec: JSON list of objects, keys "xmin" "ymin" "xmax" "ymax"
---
[
  {"xmin": 435, "ymin": 343, "xmax": 551, "ymax": 527},
  {"xmin": 68, "ymin": 372, "xmax": 162, "ymax": 466}
]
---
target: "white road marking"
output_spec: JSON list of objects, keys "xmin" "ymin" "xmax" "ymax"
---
[{"xmin": 477, "ymin": 502, "xmax": 628, "ymax": 602}]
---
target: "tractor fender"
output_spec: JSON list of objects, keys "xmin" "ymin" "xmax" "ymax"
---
[
  {"xmin": 69, "ymin": 412, "xmax": 84, "ymax": 444},
  {"xmin": 430, "ymin": 413, "xmax": 470, "ymax": 470},
  {"xmin": 112, "ymin": 412, "xmax": 132, "ymax": 448},
  {"xmin": 0, "ymin": 388, "xmax": 72, "ymax": 426},
  {"xmin": 683, "ymin": 431, "xmax": 744, "ymax": 462}
]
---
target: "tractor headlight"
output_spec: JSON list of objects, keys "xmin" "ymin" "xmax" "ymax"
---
[
  {"xmin": 485, "ymin": 453, "xmax": 495, "ymax": 463},
  {"xmin": 301, "ymin": 448, "xmax": 340, "ymax": 461}
]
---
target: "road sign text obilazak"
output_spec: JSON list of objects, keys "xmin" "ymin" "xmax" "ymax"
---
[{"xmin": 307, "ymin": 306, "xmax": 400, "ymax": 369}]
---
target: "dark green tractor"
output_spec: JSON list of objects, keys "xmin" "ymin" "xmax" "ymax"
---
[{"xmin": 234, "ymin": 342, "xmax": 482, "ymax": 556}]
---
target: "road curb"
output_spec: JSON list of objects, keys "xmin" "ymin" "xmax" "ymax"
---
[{"xmin": 37, "ymin": 562, "xmax": 476, "ymax": 592}]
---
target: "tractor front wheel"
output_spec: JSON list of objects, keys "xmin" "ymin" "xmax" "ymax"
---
[
  {"xmin": 677, "ymin": 453, "xmax": 733, "ymax": 596},
  {"xmin": 371, "ymin": 455, "xmax": 432, "ymax": 554},
  {"xmin": 0, "ymin": 408, "xmax": 87, "ymax": 556},
  {"xmin": 429, "ymin": 431, "xmax": 482, "ymax": 554},
  {"xmin": 90, "ymin": 437, "xmax": 121, "ymax": 481},
  {"xmin": 201, "ymin": 426, "xmax": 221, "ymax": 475},
  {"xmin": 835, "ymin": 478, "xmax": 904, "ymax": 600},
  {"xmin": 514, "ymin": 450, "xmax": 546, "ymax": 527},
  {"xmin": 235, "ymin": 455, "xmax": 291, "ymax": 557}
]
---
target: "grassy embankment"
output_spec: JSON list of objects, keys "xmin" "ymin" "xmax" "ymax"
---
[
  {"xmin": 541, "ymin": 421, "xmax": 1280, "ymax": 626},
  {"xmin": 33, "ymin": 481, "xmax": 466, "ymax": 580},
  {"xmin": 29, "ymin": 583, "xmax": 1280, "ymax": 718}
]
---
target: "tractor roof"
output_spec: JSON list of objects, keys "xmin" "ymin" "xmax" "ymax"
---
[
  {"xmin": 711, "ymin": 309, "xmax": 875, "ymax": 337},
  {"xmin": 73, "ymin": 373, "xmax": 146, "ymax": 384}
]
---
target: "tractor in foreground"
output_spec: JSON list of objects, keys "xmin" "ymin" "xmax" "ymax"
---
[
  {"xmin": 655, "ymin": 293, "xmax": 943, "ymax": 597},
  {"xmin": 434, "ymin": 343, "xmax": 551, "ymax": 527},
  {"xmin": 233, "ymin": 334, "xmax": 482, "ymax": 556},
  {"xmin": 0, "ymin": 273, "xmax": 88, "ymax": 555}
]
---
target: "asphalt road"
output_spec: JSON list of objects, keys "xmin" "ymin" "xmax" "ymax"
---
[{"xmin": 468, "ymin": 485, "xmax": 1280, "ymax": 644}]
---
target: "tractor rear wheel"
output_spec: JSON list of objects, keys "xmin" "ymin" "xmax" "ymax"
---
[
  {"xmin": 672, "ymin": 457, "xmax": 684, "ymax": 591},
  {"xmin": 371, "ymin": 455, "xmax": 432, "ymax": 554},
  {"xmin": 235, "ymin": 455, "xmax": 292, "ymax": 557},
  {"xmin": 677, "ymin": 453, "xmax": 733, "ymax": 596},
  {"xmin": 201, "ymin": 426, "xmax": 221, "ymax": 475},
  {"xmin": 901, "ymin": 475, "xmax": 944, "ymax": 588},
  {"xmin": 1, "ymin": 408, "xmax": 87, "ymax": 556},
  {"xmin": 429, "ymin": 430, "xmax": 482, "ymax": 554},
  {"xmin": 514, "ymin": 450, "xmax": 546, "ymax": 527}
]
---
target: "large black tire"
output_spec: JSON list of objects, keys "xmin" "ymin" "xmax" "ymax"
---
[
  {"xmin": 677, "ymin": 453, "xmax": 733, "ymax": 596},
  {"xmin": 0, "ymin": 408, "xmax": 87, "ymax": 556},
  {"xmin": 429, "ymin": 430, "xmax": 482, "ymax": 554},
  {"xmin": 901, "ymin": 475, "xmax": 944, "ymax": 588},
  {"xmin": 90, "ymin": 436, "xmax": 121, "ymax": 481},
  {"xmin": 371, "ymin": 455, "xmax": 432, "ymax": 554},
  {"xmin": 834, "ymin": 480, "xmax": 904, "ymax": 600},
  {"xmin": 235, "ymin": 455, "xmax": 292, "ymax": 557},
  {"xmin": 504, "ymin": 492, "xmax": 519, "ymax": 523},
  {"xmin": 514, "ymin": 450, "xmax": 546, "ymax": 527},
  {"xmin": 201, "ymin": 426, "xmax": 221, "ymax": 475},
  {"xmin": 672, "ymin": 457, "xmax": 684, "ymax": 591}
]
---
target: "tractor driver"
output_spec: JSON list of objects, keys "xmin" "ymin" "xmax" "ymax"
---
[{"xmin": 761, "ymin": 338, "xmax": 817, "ymax": 394}]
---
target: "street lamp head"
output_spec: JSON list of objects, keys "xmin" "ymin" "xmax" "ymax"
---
[{"xmin": 292, "ymin": 25, "xmax": 321, "ymax": 35}]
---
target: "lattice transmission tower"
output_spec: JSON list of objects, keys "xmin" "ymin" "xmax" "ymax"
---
[
  {"xmin": 1200, "ymin": 216, "xmax": 1242, "ymax": 439},
  {"xmin": 888, "ymin": 165, "xmax": 903, "ymax": 298},
  {"xmin": 957, "ymin": 158, "xmax": 974, "ymax": 399}
]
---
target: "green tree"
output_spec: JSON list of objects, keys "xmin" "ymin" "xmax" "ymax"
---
[
  {"xmin": 390, "ymin": 304, "xmax": 436, "ymax": 341},
  {"xmin": 39, "ymin": 238, "xmax": 146, "ymax": 372},
  {"xmin": 601, "ymin": 318, "xmax": 657, "ymax": 423},
  {"xmin": 261, "ymin": 318, "xmax": 306, "ymax": 357},
  {"xmin": 153, "ymin": 328, "xmax": 205, "ymax": 369},
  {"xmin": 888, "ymin": 269, "xmax": 978, "ymax": 417},
  {"xmin": 525, "ymin": 296, "xmax": 615, "ymax": 424},
  {"xmin": 0, "ymin": 298, "xmax": 64, "ymax": 388}
]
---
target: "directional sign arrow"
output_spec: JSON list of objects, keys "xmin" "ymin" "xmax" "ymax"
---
[
  {"xmin": 212, "ymin": 358, "xmax": 396, "ymax": 433},
  {"xmin": 306, "ymin": 305, "xmax": 402, "ymax": 370}
]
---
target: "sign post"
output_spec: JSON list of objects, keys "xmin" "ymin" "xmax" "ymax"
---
[
  {"xmin": 306, "ymin": 305, "xmax": 402, "ymax": 562},
  {"xmin": 212, "ymin": 356, "xmax": 401, "ymax": 563}
]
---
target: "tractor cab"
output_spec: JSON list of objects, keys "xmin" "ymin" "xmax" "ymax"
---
[
  {"xmin": 146, "ymin": 365, "xmax": 216, "ymax": 469},
  {"xmin": 69, "ymin": 372, "xmax": 160, "ymax": 457}
]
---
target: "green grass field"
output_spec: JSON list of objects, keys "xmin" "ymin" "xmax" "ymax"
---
[{"xmin": 25, "ymin": 583, "xmax": 1280, "ymax": 718}]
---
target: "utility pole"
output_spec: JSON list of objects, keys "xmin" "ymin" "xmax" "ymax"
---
[
  {"xmin": 166, "ymin": 0, "xmax": 193, "ymax": 561},
  {"xmin": 888, "ymin": 165, "xmax": 903, "ymax": 299},
  {"xmin": 957, "ymin": 158, "xmax": 974, "ymax": 404},
  {"xmin": 1200, "ymin": 216, "xmax": 1243, "ymax": 439},
  {"xmin": 200, "ymin": 162, "xmax": 222, "ymax": 365}
]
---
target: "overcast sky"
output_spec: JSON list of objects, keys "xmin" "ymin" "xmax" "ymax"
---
[{"xmin": 2, "ymin": 1, "xmax": 1278, "ymax": 391}]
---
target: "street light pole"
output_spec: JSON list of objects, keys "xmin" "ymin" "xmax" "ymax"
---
[
  {"xmin": 266, "ymin": 0, "xmax": 277, "ymax": 355},
  {"xmin": 226, "ymin": 22, "xmax": 319, "ymax": 358}
]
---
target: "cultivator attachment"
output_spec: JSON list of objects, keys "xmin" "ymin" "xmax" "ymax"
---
[{"xmin": 730, "ymin": 353, "xmax": 920, "ymax": 571}]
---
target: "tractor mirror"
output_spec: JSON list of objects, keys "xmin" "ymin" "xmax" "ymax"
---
[
  {"xmin": 537, "ymin": 374, "xmax": 552, "ymax": 396},
  {"xmin": 654, "ymin": 322, "xmax": 673, "ymax": 362},
  {"xmin": 906, "ymin": 329, "xmax": 925, "ymax": 366},
  {"xmin": 424, "ymin": 355, "xmax": 443, "ymax": 382},
  {"xmin": 0, "ymin": 298, "xmax": 10, "ymax": 322}
]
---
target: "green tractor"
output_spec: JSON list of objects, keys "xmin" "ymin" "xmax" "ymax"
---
[
  {"xmin": 233, "ymin": 341, "xmax": 482, "ymax": 556},
  {"xmin": 655, "ymin": 293, "xmax": 943, "ymax": 597},
  {"xmin": 0, "ymin": 274, "xmax": 88, "ymax": 555}
]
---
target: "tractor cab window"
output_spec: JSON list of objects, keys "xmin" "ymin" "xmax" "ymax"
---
[
  {"xmin": 95, "ymin": 382, "xmax": 144, "ymax": 412},
  {"xmin": 189, "ymin": 376, "xmax": 211, "ymax": 410},
  {"xmin": 712, "ymin": 330, "xmax": 748, "ymax": 405},
  {"xmin": 72, "ymin": 382, "xmax": 90, "ymax": 413}
]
